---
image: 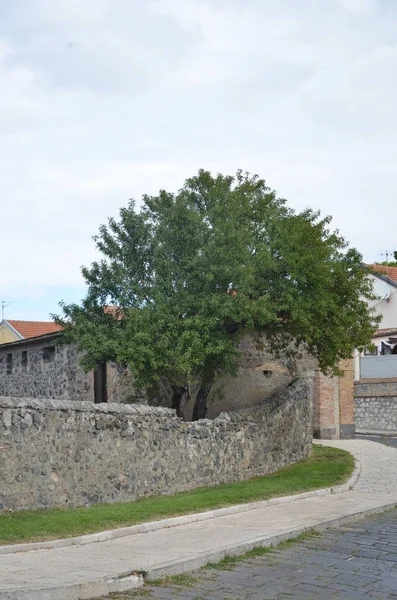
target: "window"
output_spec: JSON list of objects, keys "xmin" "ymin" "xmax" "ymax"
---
[
  {"xmin": 42, "ymin": 346, "xmax": 55, "ymax": 364},
  {"xmin": 94, "ymin": 361, "xmax": 108, "ymax": 403},
  {"xmin": 21, "ymin": 351, "xmax": 28, "ymax": 372},
  {"xmin": 364, "ymin": 346, "xmax": 378, "ymax": 356},
  {"xmin": 6, "ymin": 353, "xmax": 13, "ymax": 375}
]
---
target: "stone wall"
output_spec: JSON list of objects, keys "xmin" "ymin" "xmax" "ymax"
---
[
  {"xmin": 0, "ymin": 379, "xmax": 313, "ymax": 511},
  {"xmin": 0, "ymin": 340, "xmax": 136, "ymax": 404},
  {"xmin": 354, "ymin": 379, "xmax": 397, "ymax": 433},
  {"xmin": 0, "ymin": 341, "xmax": 92, "ymax": 401},
  {"xmin": 0, "ymin": 333, "xmax": 317, "ymax": 418},
  {"xmin": 185, "ymin": 336, "xmax": 317, "ymax": 419}
]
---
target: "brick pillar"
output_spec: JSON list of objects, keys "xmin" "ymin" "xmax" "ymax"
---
[
  {"xmin": 312, "ymin": 359, "xmax": 356, "ymax": 440},
  {"xmin": 338, "ymin": 358, "xmax": 355, "ymax": 438},
  {"xmin": 313, "ymin": 369, "xmax": 340, "ymax": 439}
]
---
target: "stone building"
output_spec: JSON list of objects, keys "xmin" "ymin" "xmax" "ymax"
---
[
  {"xmin": 0, "ymin": 328, "xmax": 356, "ymax": 437},
  {"xmin": 0, "ymin": 332, "xmax": 136, "ymax": 404},
  {"xmin": 0, "ymin": 330, "xmax": 311, "ymax": 410}
]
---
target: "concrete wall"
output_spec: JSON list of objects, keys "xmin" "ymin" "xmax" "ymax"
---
[
  {"xmin": 360, "ymin": 356, "xmax": 397, "ymax": 379},
  {"xmin": 354, "ymin": 379, "xmax": 397, "ymax": 433},
  {"xmin": 0, "ymin": 379, "xmax": 313, "ymax": 511}
]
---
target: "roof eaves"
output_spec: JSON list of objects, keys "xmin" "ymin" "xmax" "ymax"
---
[
  {"xmin": 373, "ymin": 329, "xmax": 397, "ymax": 339},
  {"xmin": 0, "ymin": 331, "xmax": 63, "ymax": 350},
  {"xmin": 364, "ymin": 264, "xmax": 397, "ymax": 289},
  {"xmin": 0, "ymin": 320, "xmax": 24, "ymax": 340}
]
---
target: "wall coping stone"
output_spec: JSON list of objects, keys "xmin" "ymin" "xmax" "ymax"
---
[
  {"xmin": 0, "ymin": 397, "xmax": 176, "ymax": 417},
  {"xmin": 0, "ymin": 378, "xmax": 311, "ymax": 422},
  {"xmin": 357, "ymin": 378, "xmax": 397, "ymax": 383}
]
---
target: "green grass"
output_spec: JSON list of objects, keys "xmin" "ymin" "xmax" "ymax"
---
[
  {"xmin": 204, "ymin": 530, "xmax": 321, "ymax": 570},
  {"xmin": 147, "ymin": 574, "xmax": 199, "ymax": 587},
  {"xmin": 0, "ymin": 445, "xmax": 353, "ymax": 545}
]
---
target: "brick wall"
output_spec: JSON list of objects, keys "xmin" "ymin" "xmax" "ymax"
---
[
  {"xmin": 338, "ymin": 359, "xmax": 355, "ymax": 438},
  {"xmin": 313, "ymin": 359, "xmax": 355, "ymax": 439}
]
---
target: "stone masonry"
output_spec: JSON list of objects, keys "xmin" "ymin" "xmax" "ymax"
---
[
  {"xmin": 354, "ymin": 379, "xmax": 397, "ymax": 433},
  {"xmin": 0, "ymin": 337, "xmax": 136, "ymax": 404},
  {"xmin": 0, "ymin": 332, "xmax": 317, "ymax": 417},
  {"xmin": 0, "ymin": 379, "xmax": 312, "ymax": 511}
]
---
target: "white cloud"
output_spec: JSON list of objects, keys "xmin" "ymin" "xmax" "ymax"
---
[{"xmin": 0, "ymin": 0, "xmax": 396, "ymax": 317}]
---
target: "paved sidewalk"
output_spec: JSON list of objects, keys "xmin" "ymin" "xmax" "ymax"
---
[
  {"xmin": 1, "ymin": 440, "xmax": 397, "ymax": 600},
  {"xmin": 100, "ymin": 509, "xmax": 397, "ymax": 600}
]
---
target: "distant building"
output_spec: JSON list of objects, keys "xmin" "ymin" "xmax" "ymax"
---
[
  {"xmin": 0, "ymin": 319, "xmax": 62, "ymax": 345},
  {"xmin": 367, "ymin": 264, "xmax": 397, "ymax": 284},
  {"xmin": 354, "ymin": 268, "xmax": 397, "ymax": 380}
]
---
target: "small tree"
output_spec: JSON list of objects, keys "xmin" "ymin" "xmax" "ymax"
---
[{"xmin": 57, "ymin": 170, "xmax": 379, "ymax": 419}]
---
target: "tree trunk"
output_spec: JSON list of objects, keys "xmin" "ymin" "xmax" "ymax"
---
[
  {"xmin": 171, "ymin": 386, "xmax": 186, "ymax": 418},
  {"xmin": 192, "ymin": 374, "xmax": 214, "ymax": 421}
]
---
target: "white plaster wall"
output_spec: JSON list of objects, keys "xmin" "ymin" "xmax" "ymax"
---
[{"xmin": 368, "ymin": 274, "xmax": 397, "ymax": 331}]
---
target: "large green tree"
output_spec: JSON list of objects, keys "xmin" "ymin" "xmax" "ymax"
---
[{"xmin": 57, "ymin": 170, "xmax": 379, "ymax": 419}]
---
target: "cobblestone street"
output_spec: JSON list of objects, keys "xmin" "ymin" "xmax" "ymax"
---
[
  {"xmin": 357, "ymin": 434, "xmax": 397, "ymax": 449},
  {"xmin": 101, "ymin": 510, "xmax": 397, "ymax": 600}
]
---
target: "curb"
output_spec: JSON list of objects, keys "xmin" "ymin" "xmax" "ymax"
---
[
  {"xmin": 0, "ymin": 573, "xmax": 144, "ymax": 600},
  {"xmin": 144, "ymin": 499, "xmax": 397, "ymax": 579},
  {"xmin": 3, "ymin": 498, "xmax": 397, "ymax": 600},
  {"xmin": 0, "ymin": 455, "xmax": 361, "ymax": 557},
  {"xmin": 356, "ymin": 429, "xmax": 397, "ymax": 438}
]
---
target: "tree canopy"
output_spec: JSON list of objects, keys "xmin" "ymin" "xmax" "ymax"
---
[{"xmin": 57, "ymin": 170, "xmax": 380, "ymax": 419}]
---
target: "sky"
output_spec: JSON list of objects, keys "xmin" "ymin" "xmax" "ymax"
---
[{"xmin": 0, "ymin": 0, "xmax": 396, "ymax": 321}]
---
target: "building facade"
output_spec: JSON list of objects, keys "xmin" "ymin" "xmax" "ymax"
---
[{"xmin": 0, "ymin": 333, "xmax": 136, "ymax": 404}]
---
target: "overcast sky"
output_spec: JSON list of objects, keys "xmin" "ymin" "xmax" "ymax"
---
[{"xmin": 0, "ymin": 0, "xmax": 396, "ymax": 321}]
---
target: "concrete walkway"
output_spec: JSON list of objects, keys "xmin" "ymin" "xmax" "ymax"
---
[{"xmin": 1, "ymin": 440, "xmax": 397, "ymax": 600}]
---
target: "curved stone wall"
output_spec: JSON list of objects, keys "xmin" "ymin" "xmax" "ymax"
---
[{"xmin": 0, "ymin": 379, "xmax": 313, "ymax": 511}]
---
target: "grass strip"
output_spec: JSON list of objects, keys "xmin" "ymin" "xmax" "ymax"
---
[
  {"xmin": 0, "ymin": 444, "xmax": 353, "ymax": 545},
  {"xmin": 204, "ymin": 530, "xmax": 321, "ymax": 570}
]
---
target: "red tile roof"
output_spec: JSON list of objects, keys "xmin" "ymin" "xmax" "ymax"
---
[
  {"xmin": 368, "ymin": 264, "xmax": 397, "ymax": 282},
  {"xmin": 104, "ymin": 306, "xmax": 123, "ymax": 320},
  {"xmin": 373, "ymin": 328, "xmax": 397, "ymax": 338},
  {"xmin": 7, "ymin": 320, "xmax": 63, "ymax": 340}
]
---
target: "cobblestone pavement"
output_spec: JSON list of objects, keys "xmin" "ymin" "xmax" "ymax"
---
[
  {"xmin": 357, "ymin": 434, "xmax": 397, "ymax": 449},
  {"xmin": 99, "ymin": 510, "xmax": 397, "ymax": 600}
]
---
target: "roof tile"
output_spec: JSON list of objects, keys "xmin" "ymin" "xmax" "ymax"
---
[
  {"xmin": 369, "ymin": 264, "xmax": 397, "ymax": 283},
  {"xmin": 7, "ymin": 320, "xmax": 63, "ymax": 340}
]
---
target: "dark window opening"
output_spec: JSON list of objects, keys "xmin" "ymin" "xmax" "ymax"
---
[
  {"xmin": 6, "ymin": 353, "xmax": 13, "ymax": 375},
  {"xmin": 94, "ymin": 361, "xmax": 108, "ymax": 403},
  {"xmin": 21, "ymin": 351, "xmax": 28, "ymax": 372},
  {"xmin": 42, "ymin": 346, "xmax": 55, "ymax": 363}
]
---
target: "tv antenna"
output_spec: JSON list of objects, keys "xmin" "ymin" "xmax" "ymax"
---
[
  {"xmin": 1, "ymin": 301, "xmax": 16, "ymax": 321},
  {"xmin": 381, "ymin": 251, "xmax": 390, "ymax": 277}
]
